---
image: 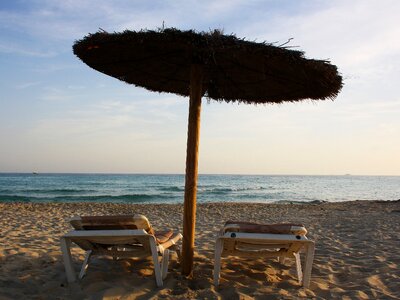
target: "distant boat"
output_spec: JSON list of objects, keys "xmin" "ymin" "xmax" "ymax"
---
[{"xmin": 32, "ymin": 172, "xmax": 38, "ymax": 175}]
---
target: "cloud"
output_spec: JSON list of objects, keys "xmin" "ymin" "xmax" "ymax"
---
[
  {"xmin": 238, "ymin": 1, "xmax": 400, "ymax": 70},
  {"xmin": 0, "ymin": 0, "xmax": 271, "ymax": 43},
  {"xmin": 0, "ymin": 42, "xmax": 57, "ymax": 57},
  {"xmin": 14, "ymin": 81, "xmax": 42, "ymax": 89}
]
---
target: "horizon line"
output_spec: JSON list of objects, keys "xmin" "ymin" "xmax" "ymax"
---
[{"xmin": 0, "ymin": 172, "xmax": 399, "ymax": 177}]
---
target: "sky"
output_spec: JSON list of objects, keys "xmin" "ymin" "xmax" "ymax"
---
[{"xmin": 0, "ymin": 0, "xmax": 399, "ymax": 175}]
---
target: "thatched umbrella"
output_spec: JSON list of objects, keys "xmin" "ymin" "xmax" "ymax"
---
[{"xmin": 73, "ymin": 28, "xmax": 343, "ymax": 276}]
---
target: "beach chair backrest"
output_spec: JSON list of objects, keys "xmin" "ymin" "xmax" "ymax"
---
[
  {"xmin": 70, "ymin": 214, "xmax": 154, "ymax": 234},
  {"xmin": 224, "ymin": 221, "xmax": 307, "ymax": 236}
]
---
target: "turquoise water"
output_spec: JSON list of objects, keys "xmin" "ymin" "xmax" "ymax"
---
[{"xmin": 0, "ymin": 173, "xmax": 399, "ymax": 203}]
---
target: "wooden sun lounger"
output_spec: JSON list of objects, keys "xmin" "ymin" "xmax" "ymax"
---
[
  {"xmin": 214, "ymin": 221, "xmax": 315, "ymax": 288},
  {"xmin": 61, "ymin": 215, "xmax": 182, "ymax": 287}
]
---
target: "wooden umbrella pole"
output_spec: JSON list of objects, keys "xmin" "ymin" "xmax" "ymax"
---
[{"xmin": 182, "ymin": 64, "xmax": 204, "ymax": 276}]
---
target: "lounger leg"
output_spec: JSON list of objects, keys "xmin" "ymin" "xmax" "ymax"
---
[
  {"xmin": 302, "ymin": 242, "xmax": 315, "ymax": 288},
  {"xmin": 112, "ymin": 246, "xmax": 118, "ymax": 260},
  {"xmin": 294, "ymin": 252, "xmax": 303, "ymax": 285},
  {"xmin": 149, "ymin": 238, "xmax": 163, "ymax": 287},
  {"xmin": 161, "ymin": 249, "xmax": 170, "ymax": 280},
  {"xmin": 60, "ymin": 237, "xmax": 77, "ymax": 283},
  {"xmin": 79, "ymin": 250, "xmax": 92, "ymax": 279},
  {"xmin": 172, "ymin": 244, "xmax": 182, "ymax": 263},
  {"xmin": 213, "ymin": 238, "xmax": 223, "ymax": 286}
]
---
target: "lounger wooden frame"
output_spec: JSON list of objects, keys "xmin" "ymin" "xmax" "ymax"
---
[{"xmin": 214, "ymin": 225, "xmax": 315, "ymax": 288}]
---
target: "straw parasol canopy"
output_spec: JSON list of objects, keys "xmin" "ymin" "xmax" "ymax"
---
[{"xmin": 73, "ymin": 27, "xmax": 343, "ymax": 276}]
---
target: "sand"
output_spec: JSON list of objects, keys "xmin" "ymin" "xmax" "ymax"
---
[{"xmin": 0, "ymin": 200, "xmax": 399, "ymax": 299}]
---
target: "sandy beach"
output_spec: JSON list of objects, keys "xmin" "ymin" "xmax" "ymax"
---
[{"xmin": 0, "ymin": 200, "xmax": 399, "ymax": 299}]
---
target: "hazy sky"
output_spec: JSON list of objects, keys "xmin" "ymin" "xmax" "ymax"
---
[{"xmin": 1, "ymin": 0, "xmax": 399, "ymax": 175}]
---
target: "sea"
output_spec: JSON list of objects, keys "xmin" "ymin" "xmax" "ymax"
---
[
  {"xmin": 0, "ymin": 173, "xmax": 400, "ymax": 203},
  {"xmin": 0, "ymin": 173, "xmax": 399, "ymax": 204}
]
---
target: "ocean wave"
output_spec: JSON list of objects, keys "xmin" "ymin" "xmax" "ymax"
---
[
  {"xmin": 158, "ymin": 186, "xmax": 184, "ymax": 192},
  {"xmin": 0, "ymin": 188, "xmax": 97, "ymax": 195},
  {"xmin": 276, "ymin": 199, "xmax": 327, "ymax": 204},
  {"xmin": 0, "ymin": 193, "xmax": 176, "ymax": 203},
  {"xmin": 235, "ymin": 193, "xmax": 281, "ymax": 199},
  {"xmin": 200, "ymin": 186, "xmax": 269, "ymax": 194},
  {"xmin": 0, "ymin": 195, "xmax": 32, "ymax": 202}
]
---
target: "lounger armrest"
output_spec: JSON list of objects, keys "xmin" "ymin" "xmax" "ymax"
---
[
  {"xmin": 221, "ymin": 224, "xmax": 241, "ymax": 235},
  {"xmin": 224, "ymin": 224, "xmax": 240, "ymax": 231},
  {"xmin": 158, "ymin": 233, "xmax": 183, "ymax": 251}
]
